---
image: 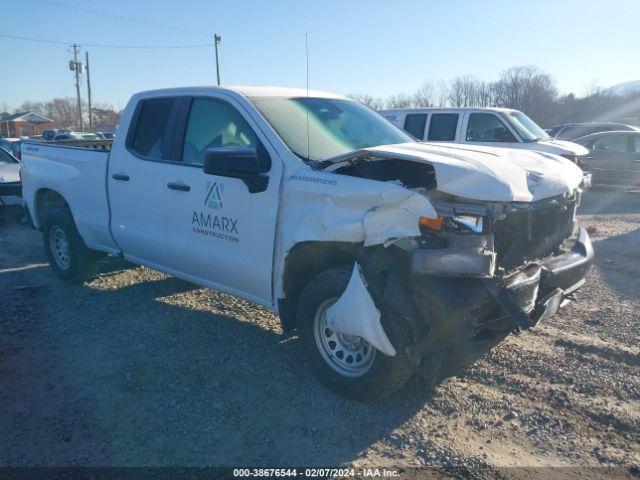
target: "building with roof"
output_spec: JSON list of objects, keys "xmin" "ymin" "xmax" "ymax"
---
[{"xmin": 0, "ymin": 112, "xmax": 54, "ymax": 138}]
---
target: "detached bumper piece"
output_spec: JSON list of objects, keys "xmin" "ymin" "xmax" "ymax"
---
[{"xmin": 482, "ymin": 227, "xmax": 593, "ymax": 330}]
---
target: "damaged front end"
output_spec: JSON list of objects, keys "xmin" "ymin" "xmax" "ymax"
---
[
  {"xmin": 359, "ymin": 190, "xmax": 593, "ymax": 382},
  {"xmin": 323, "ymin": 150, "xmax": 593, "ymax": 384}
]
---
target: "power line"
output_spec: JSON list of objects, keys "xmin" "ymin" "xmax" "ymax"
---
[
  {"xmin": 0, "ymin": 33, "xmax": 212, "ymax": 49},
  {"xmin": 33, "ymin": 0, "xmax": 210, "ymax": 37}
]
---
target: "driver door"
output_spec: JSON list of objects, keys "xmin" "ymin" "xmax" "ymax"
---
[{"xmin": 162, "ymin": 95, "xmax": 282, "ymax": 305}]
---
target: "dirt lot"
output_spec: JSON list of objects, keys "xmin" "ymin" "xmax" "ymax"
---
[{"xmin": 1, "ymin": 189, "xmax": 639, "ymax": 477}]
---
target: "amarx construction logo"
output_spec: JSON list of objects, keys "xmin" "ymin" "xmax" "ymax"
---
[{"xmin": 204, "ymin": 181, "xmax": 223, "ymax": 209}]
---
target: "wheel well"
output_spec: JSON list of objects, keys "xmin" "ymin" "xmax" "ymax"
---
[
  {"xmin": 279, "ymin": 241, "xmax": 357, "ymax": 332},
  {"xmin": 35, "ymin": 189, "xmax": 69, "ymax": 226}
]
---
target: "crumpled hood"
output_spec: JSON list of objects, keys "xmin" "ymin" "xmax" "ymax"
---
[
  {"xmin": 0, "ymin": 162, "xmax": 20, "ymax": 184},
  {"xmin": 360, "ymin": 142, "xmax": 585, "ymax": 202}
]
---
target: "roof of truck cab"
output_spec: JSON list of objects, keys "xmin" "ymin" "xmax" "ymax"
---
[
  {"xmin": 380, "ymin": 107, "xmax": 518, "ymax": 114},
  {"xmin": 133, "ymin": 85, "xmax": 348, "ymax": 100}
]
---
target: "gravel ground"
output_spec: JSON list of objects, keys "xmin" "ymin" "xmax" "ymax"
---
[{"xmin": 1, "ymin": 189, "xmax": 639, "ymax": 478}]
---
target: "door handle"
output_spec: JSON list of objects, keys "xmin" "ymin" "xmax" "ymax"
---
[
  {"xmin": 112, "ymin": 173, "xmax": 130, "ymax": 181},
  {"xmin": 585, "ymin": 156, "xmax": 596, "ymax": 160},
  {"xmin": 167, "ymin": 182, "xmax": 190, "ymax": 192}
]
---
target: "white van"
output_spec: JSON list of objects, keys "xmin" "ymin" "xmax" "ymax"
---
[{"xmin": 380, "ymin": 107, "xmax": 588, "ymax": 161}]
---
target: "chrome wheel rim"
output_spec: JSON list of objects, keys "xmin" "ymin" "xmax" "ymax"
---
[
  {"xmin": 49, "ymin": 225, "xmax": 71, "ymax": 270},
  {"xmin": 313, "ymin": 298, "xmax": 376, "ymax": 378}
]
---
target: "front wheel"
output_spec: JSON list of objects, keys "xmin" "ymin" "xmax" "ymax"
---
[
  {"xmin": 42, "ymin": 208, "xmax": 99, "ymax": 282},
  {"xmin": 297, "ymin": 267, "xmax": 414, "ymax": 401}
]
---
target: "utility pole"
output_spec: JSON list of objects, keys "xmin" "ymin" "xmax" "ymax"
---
[
  {"xmin": 85, "ymin": 51, "xmax": 93, "ymax": 132},
  {"xmin": 214, "ymin": 34, "xmax": 222, "ymax": 85},
  {"xmin": 71, "ymin": 44, "xmax": 83, "ymax": 131}
]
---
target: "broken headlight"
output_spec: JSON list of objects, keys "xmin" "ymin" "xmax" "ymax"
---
[
  {"xmin": 449, "ymin": 215, "xmax": 484, "ymax": 233},
  {"xmin": 419, "ymin": 215, "xmax": 485, "ymax": 234}
]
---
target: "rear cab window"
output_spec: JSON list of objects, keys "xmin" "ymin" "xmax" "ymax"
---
[
  {"xmin": 403, "ymin": 113, "xmax": 428, "ymax": 140},
  {"xmin": 128, "ymin": 98, "xmax": 176, "ymax": 160},
  {"xmin": 427, "ymin": 113, "xmax": 459, "ymax": 141}
]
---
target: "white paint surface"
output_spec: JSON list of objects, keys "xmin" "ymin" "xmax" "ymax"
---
[{"xmin": 325, "ymin": 263, "xmax": 397, "ymax": 357}]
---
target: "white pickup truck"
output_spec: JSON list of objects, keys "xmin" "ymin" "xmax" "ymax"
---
[
  {"xmin": 380, "ymin": 107, "xmax": 590, "ymax": 163},
  {"xmin": 20, "ymin": 86, "xmax": 593, "ymax": 400}
]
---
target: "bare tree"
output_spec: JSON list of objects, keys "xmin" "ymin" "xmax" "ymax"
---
[
  {"xmin": 413, "ymin": 81, "xmax": 434, "ymax": 107},
  {"xmin": 347, "ymin": 94, "xmax": 385, "ymax": 110},
  {"xmin": 448, "ymin": 76, "xmax": 481, "ymax": 107},
  {"xmin": 434, "ymin": 80, "xmax": 450, "ymax": 107},
  {"xmin": 347, "ymin": 65, "xmax": 640, "ymax": 128},
  {"xmin": 91, "ymin": 103, "xmax": 121, "ymax": 130},
  {"xmin": 13, "ymin": 97, "xmax": 121, "ymax": 130},
  {"xmin": 46, "ymin": 98, "xmax": 77, "ymax": 127},
  {"xmin": 490, "ymin": 66, "xmax": 557, "ymax": 123},
  {"xmin": 385, "ymin": 93, "xmax": 414, "ymax": 109},
  {"xmin": 475, "ymin": 80, "xmax": 494, "ymax": 107}
]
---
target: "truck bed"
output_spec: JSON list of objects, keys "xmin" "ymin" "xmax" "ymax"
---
[{"xmin": 20, "ymin": 141, "xmax": 118, "ymax": 253}]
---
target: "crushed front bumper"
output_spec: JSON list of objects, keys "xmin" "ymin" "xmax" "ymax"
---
[
  {"xmin": 478, "ymin": 227, "xmax": 593, "ymax": 331},
  {"xmin": 406, "ymin": 228, "xmax": 593, "ymax": 366}
]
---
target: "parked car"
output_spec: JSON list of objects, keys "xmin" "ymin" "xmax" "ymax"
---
[
  {"xmin": 20, "ymin": 86, "xmax": 593, "ymax": 400},
  {"xmin": 548, "ymin": 122, "xmax": 639, "ymax": 140},
  {"xmin": 42, "ymin": 129, "xmax": 72, "ymax": 141},
  {"xmin": 93, "ymin": 131, "xmax": 115, "ymax": 139},
  {"xmin": 53, "ymin": 132, "xmax": 101, "ymax": 141},
  {"xmin": 380, "ymin": 107, "xmax": 588, "ymax": 162},
  {"xmin": 0, "ymin": 138, "xmax": 23, "ymax": 160},
  {"xmin": 573, "ymin": 131, "xmax": 640, "ymax": 186},
  {"xmin": 0, "ymin": 146, "xmax": 22, "ymax": 205}
]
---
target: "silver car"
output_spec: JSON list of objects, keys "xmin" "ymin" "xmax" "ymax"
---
[{"xmin": 575, "ymin": 131, "xmax": 640, "ymax": 187}]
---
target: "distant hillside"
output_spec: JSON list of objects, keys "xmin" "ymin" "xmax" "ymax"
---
[{"xmin": 606, "ymin": 80, "xmax": 640, "ymax": 96}]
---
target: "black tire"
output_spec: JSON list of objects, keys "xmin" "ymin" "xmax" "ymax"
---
[
  {"xmin": 297, "ymin": 267, "xmax": 415, "ymax": 401},
  {"xmin": 42, "ymin": 207, "xmax": 98, "ymax": 282}
]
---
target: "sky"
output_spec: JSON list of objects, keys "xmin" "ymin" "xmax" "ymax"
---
[{"xmin": 1, "ymin": 0, "xmax": 639, "ymax": 110}]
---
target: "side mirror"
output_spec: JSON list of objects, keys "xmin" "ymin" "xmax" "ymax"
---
[{"xmin": 203, "ymin": 147, "xmax": 269, "ymax": 193}]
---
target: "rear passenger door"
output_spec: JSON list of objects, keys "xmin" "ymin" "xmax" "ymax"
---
[
  {"xmin": 108, "ymin": 96, "xmax": 179, "ymax": 268},
  {"xmin": 425, "ymin": 113, "xmax": 459, "ymax": 142}
]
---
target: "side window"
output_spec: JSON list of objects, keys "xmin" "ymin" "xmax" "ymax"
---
[
  {"xmin": 466, "ymin": 113, "xmax": 516, "ymax": 142},
  {"xmin": 593, "ymin": 134, "xmax": 629, "ymax": 153},
  {"xmin": 403, "ymin": 113, "xmax": 428, "ymax": 140},
  {"xmin": 182, "ymin": 98, "xmax": 258, "ymax": 165},
  {"xmin": 129, "ymin": 98, "xmax": 175, "ymax": 159},
  {"xmin": 631, "ymin": 136, "xmax": 640, "ymax": 153},
  {"xmin": 558, "ymin": 126, "xmax": 584, "ymax": 139},
  {"xmin": 427, "ymin": 114, "xmax": 458, "ymax": 141},
  {"xmin": 548, "ymin": 126, "xmax": 562, "ymax": 137}
]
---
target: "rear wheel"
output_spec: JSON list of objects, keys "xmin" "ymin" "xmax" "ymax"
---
[
  {"xmin": 298, "ymin": 267, "xmax": 414, "ymax": 401},
  {"xmin": 42, "ymin": 208, "xmax": 99, "ymax": 282}
]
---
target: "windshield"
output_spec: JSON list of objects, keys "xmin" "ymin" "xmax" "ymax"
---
[
  {"xmin": 505, "ymin": 111, "xmax": 550, "ymax": 142},
  {"xmin": 250, "ymin": 97, "xmax": 413, "ymax": 161}
]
